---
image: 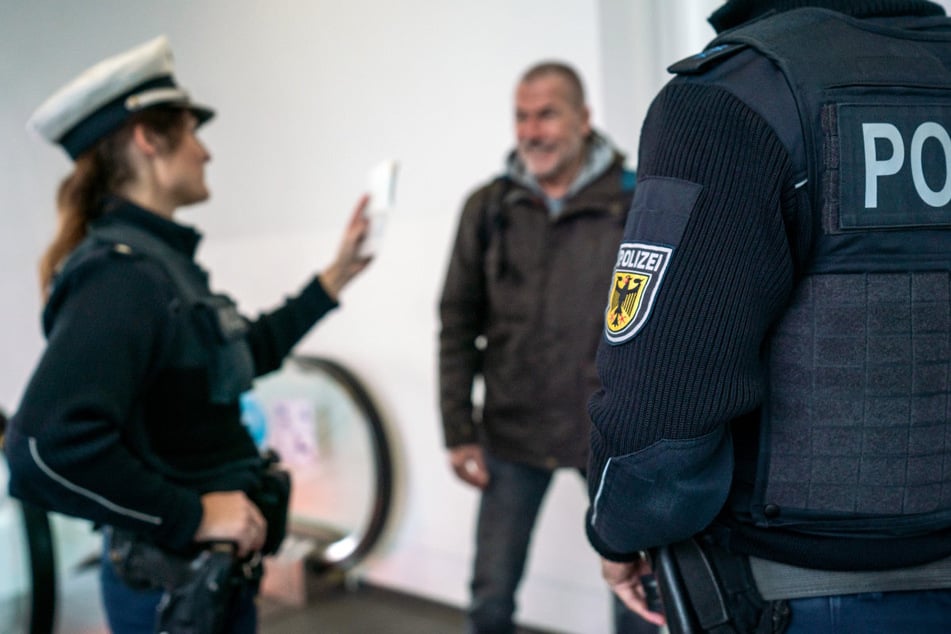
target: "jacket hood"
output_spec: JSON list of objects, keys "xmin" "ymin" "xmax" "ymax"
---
[{"xmin": 505, "ymin": 130, "xmax": 623, "ymax": 200}]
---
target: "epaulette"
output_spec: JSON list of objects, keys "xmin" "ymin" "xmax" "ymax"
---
[
  {"xmin": 111, "ymin": 242, "xmax": 135, "ymax": 256},
  {"xmin": 667, "ymin": 42, "xmax": 746, "ymax": 76}
]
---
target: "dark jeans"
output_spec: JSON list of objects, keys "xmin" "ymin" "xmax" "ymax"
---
[
  {"xmin": 467, "ymin": 452, "xmax": 657, "ymax": 634},
  {"xmin": 786, "ymin": 589, "xmax": 951, "ymax": 634},
  {"xmin": 100, "ymin": 535, "xmax": 257, "ymax": 634}
]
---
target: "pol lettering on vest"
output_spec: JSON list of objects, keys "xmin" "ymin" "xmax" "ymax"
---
[
  {"xmin": 604, "ymin": 242, "xmax": 672, "ymax": 344},
  {"xmin": 840, "ymin": 104, "xmax": 951, "ymax": 229}
]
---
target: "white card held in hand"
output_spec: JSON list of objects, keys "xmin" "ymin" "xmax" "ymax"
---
[{"xmin": 360, "ymin": 159, "xmax": 399, "ymax": 257}]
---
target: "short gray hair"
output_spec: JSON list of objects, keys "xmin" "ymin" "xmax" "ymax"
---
[{"xmin": 519, "ymin": 61, "xmax": 586, "ymax": 110}]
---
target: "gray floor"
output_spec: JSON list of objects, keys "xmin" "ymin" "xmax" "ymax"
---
[{"xmin": 260, "ymin": 582, "xmax": 555, "ymax": 634}]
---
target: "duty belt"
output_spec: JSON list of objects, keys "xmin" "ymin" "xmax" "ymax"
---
[{"xmin": 749, "ymin": 554, "xmax": 951, "ymax": 601}]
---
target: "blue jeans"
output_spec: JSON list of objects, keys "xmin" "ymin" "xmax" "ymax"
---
[
  {"xmin": 100, "ymin": 535, "xmax": 258, "ymax": 634},
  {"xmin": 786, "ymin": 590, "xmax": 951, "ymax": 634},
  {"xmin": 467, "ymin": 452, "xmax": 657, "ymax": 634}
]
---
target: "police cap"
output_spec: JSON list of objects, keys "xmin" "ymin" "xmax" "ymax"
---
[{"xmin": 27, "ymin": 35, "xmax": 214, "ymax": 160}]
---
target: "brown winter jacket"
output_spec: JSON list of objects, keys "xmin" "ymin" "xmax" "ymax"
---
[{"xmin": 439, "ymin": 147, "xmax": 634, "ymax": 470}]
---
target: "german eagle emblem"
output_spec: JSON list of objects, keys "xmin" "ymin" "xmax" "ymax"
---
[{"xmin": 604, "ymin": 242, "xmax": 673, "ymax": 344}]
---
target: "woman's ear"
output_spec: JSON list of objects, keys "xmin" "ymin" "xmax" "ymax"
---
[{"xmin": 130, "ymin": 123, "xmax": 163, "ymax": 157}]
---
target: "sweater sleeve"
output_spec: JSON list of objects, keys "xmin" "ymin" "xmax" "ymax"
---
[
  {"xmin": 245, "ymin": 275, "xmax": 339, "ymax": 376},
  {"xmin": 586, "ymin": 81, "xmax": 804, "ymax": 559},
  {"xmin": 5, "ymin": 250, "xmax": 203, "ymax": 550},
  {"xmin": 438, "ymin": 187, "xmax": 491, "ymax": 447}
]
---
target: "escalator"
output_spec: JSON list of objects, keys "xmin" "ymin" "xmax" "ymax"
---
[{"xmin": 247, "ymin": 356, "xmax": 394, "ymax": 576}]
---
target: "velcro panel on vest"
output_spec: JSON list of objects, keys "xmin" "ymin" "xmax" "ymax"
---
[{"xmin": 763, "ymin": 271, "xmax": 951, "ymax": 526}]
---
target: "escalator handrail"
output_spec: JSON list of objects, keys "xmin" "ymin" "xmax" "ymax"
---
[
  {"xmin": 22, "ymin": 502, "xmax": 55, "ymax": 634},
  {"xmin": 1, "ymin": 409, "xmax": 56, "ymax": 634},
  {"xmin": 290, "ymin": 356, "xmax": 394, "ymax": 573}
]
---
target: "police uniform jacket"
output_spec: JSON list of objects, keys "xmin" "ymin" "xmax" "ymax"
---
[
  {"xmin": 586, "ymin": 0, "xmax": 951, "ymax": 573},
  {"xmin": 5, "ymin": 199, "xmax": 337, "ymax": 551},
  {"xmin": 439, "ymin": 137, "xmax": 634, "ymax": 470}
]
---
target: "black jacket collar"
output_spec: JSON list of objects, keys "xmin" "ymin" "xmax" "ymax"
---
[{"xmin": 95, "ymin": 197, "xmax": 203, "ymax": 259}]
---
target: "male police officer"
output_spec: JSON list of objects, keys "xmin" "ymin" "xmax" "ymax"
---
[{"xmin": 586, "ymin": 1, "xmax": 951, "ymax": 632}]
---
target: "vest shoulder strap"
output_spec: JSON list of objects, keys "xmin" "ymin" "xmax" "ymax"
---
[
  {"xmin": 668, "ymin": 33, "xmax": 807, "ymax": 189},
  {"xmin": 88, "ymin": 223, "xmax": 207, "ymax": 306}
]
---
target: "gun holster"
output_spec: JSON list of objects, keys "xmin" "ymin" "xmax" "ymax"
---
[
  {"xmin": 251, "ymin": 450, "xmax": 292, "ymax": 556},
  {"xmin": 155, "ymin": 545, "xmax": 250, "ymax": 634},
  {"xmin": 650, "ymin": 536, "xmax": 790, "ymax": 634},
  {"xmin": 108, "ymin": 530, "xmax": 262, "ymax": 634}
]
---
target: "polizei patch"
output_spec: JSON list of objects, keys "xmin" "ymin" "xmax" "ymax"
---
[{"xmin": 604, "ymin": 242, "xmax": 672, "ymax": 344}]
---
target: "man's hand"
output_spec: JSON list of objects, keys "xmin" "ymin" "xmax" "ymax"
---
[
  {"xmin": 602, "ymin": 556, "xmax": 667, "ymax": 627},
  {"xmin": 448, "ymin": 444, "xmax": 489, "ymax": 489}
]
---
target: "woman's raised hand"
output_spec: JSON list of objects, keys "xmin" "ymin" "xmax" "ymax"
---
[{"xmin": 318, "ymin": 194, "xmax": 373, "ymax": 300}]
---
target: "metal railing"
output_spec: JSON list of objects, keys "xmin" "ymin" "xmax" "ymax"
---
[{"xmin": 290, "ymin": 356, "xmax": 394, "ymax": 575}]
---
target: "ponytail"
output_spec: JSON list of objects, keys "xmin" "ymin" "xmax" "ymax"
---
[{"xmin": 39, "ymin": 152, "xmax": 110, "ymax": 296}]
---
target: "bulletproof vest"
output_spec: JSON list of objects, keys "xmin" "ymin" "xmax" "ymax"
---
[
  {"xmin": 684, "ymin": 9, "xmax": 951, "ymax": 537},
  {"xmin": 53, "ymin": 219, "xmax": 258, "ymax": 484},
  {"xmin": 81, "ymin": 221, "xmax": 256, "ymax": 404}
]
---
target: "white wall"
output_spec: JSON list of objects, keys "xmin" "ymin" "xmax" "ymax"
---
[{"xmin": 0, "ymin": 2, "xmax": 720, "ymax": 632}]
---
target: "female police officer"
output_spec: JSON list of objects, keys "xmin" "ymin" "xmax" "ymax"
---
[{"xmin": 3, "ymin": 36, "xmax": 371, "ymax": 632}]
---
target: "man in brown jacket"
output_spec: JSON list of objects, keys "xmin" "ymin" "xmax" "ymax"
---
[{"xmin": 438, "ymin": 61, "xmax": 650, "ymax": 633}]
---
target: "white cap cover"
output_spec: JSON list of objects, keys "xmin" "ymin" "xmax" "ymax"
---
[{"xmin": 27, "ymin": 35, "xmax": 213, "ymax": 159}]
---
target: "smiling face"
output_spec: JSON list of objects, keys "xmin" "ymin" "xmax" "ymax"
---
[{"xmin": 514, "ymin": 73, "xmax": 591, "ymax": 196}]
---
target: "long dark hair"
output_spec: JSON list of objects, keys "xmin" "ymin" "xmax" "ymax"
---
[{"xmin": 38, "ymin": 107, "xmax": 189, "ymax": 296}]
